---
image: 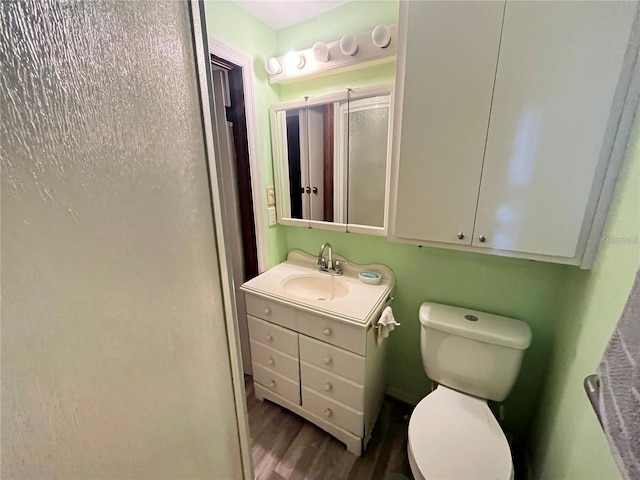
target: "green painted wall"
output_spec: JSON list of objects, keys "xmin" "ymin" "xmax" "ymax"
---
[
  {"xmin": 275, "ymin": 0, "xmax": 568, "ymax": 447},
  {"xmin": 205, "ymin": 2, "xmax": 639, "ymax": 474},
  {"xmin": 204, "ymin": 1, "xmax": 400, "ymax": 267},
  {"xmin": 283, "ymin": 230, "xmax": 567, "ymax": 445},
  {"xmin": 205, "ymin": 0, "xmax": 568, "ymax": 450},
  {"xmin": 204, "ymin": 0, "xmax": 286, "ymax": 267},
  {"xmin": 277, "ymin": 0, "xmax": 400, "ymax": 52},
  {"xmin": 276, "ymin": 0, "xmax": 398, "ymax": 101},
  {"xmin": 530, "ymin": 111, "xmax": 640, "ymax": 479}
]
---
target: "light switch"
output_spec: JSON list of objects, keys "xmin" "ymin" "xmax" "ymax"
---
[
  {"xmin": 268, "ymin": 206, "xmax": 277, "ymax": 226},
  {"xmin": 266, "ymin": 186, "xmax": 276, "ymax": 206}
]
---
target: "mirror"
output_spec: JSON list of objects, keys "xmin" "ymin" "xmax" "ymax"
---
[{"xmin": 271, "ymin": 85, "xmax": 392, "ymax": 235}]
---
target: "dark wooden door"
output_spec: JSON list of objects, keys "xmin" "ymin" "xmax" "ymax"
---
[{"xmin": 211, "ymin": 54, "xmax": 259, "ymax": 281}]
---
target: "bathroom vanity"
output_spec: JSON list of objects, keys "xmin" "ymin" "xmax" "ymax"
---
[{"xmin": 240, "ymin": 250, "xmax": 395, "ymax": 455}]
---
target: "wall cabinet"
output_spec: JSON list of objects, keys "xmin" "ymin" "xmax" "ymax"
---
[{"xmin": 389, "ymin": 0, "xmax": 637, "ymax": 266}]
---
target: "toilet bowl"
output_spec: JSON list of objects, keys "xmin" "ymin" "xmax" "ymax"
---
[
  {"xmin": 408, "ymin": 302, "xmax": 531, "ymax": 480},
  {"xmin": 408, "ymin": 386, "xmax": 513, "ymax": 480}
]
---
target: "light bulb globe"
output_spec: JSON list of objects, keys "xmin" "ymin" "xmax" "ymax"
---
[
  {"xmin": 265, "ymin": 56, "xmax": 282, "ymax": 75},
  {"xmin": 371, "ymin": 24, "xmax": 391, "ymax": 49},
  {"xmin": 339, "ymin": 34, "xmax": 359, "ymax": 56}
]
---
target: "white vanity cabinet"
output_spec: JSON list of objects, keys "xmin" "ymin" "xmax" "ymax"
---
[
  {"xmin": 389, "ymin": 0, "xmax": 638, "ymax": 266},
  {"xmin": 245, "ymin": 294, "xmax": 387, "ymax": 456},
  {"xmin": 240, "ymin": 250, "xmax": 395, "ymax": 456}
]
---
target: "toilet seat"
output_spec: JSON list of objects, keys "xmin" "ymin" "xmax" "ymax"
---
[{"xmin": 408, "ymin": 386, "xmax": 513, "ymax": 480}]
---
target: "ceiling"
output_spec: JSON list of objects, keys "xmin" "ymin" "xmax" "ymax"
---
[{"xmin": 234, "ymin": 0, "xmax": 348, "ymax": 31}]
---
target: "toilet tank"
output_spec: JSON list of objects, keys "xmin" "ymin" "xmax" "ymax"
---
[{"xmin": 419, "ymin": 302, "xmax": 532, "ymax": 402}]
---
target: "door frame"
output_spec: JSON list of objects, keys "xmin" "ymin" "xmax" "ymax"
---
[
  {"xmin": 208, "ymin": 36, "xmax": 268, "ymax": 273},
  {"xmin": 191, "ymin": 4, "xmax": 254, "ymax": 478}
]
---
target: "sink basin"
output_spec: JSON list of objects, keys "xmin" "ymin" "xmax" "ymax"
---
[
  {"xmin": 282, "ymin": 274, "xmax": 349, "ymax": 301},
  {"xmin": 241, "ymin": 250, "xmax": 395, "ymax": 323}
]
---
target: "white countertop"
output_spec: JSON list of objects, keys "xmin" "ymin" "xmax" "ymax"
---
[{"xmin": 240, "ymin": 250, "xmax": 395, "ymax": 326}]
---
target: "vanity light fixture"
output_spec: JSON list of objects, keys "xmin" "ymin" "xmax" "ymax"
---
[
  {"xmin": 312, "ymin": 41, "xmax": 330, "ymax": 63},
  {"xmin": 285, "ymin": 51, "xmax": 306, "ymax": 70},
  {"xmin": 265, "ymin": 56, "xmax": 282, "ymax": 75},
  {"xmin": 371, "ymin": 24, "xmax": 392, "ymax": 48},
  {"xmin": 339, "ymin": 34, "xmax": 359, "ymax": 56},
  {"xmin": 265, "ymin": 24, "xmax": 397, "ymax": 83}
]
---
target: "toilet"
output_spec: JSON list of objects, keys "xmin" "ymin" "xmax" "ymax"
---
[{"xmin": 408, "ymin": 302, "xmax": 532, "ymax": 480}]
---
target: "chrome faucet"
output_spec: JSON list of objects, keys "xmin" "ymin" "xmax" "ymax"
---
[{"xmin": 317, "ymin": 242, "xmax": 343, "ymax": 275}]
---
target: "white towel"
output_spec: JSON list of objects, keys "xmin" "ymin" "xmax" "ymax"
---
[
  {"xmin": 376, "ymin": 306, "xmax": 400, "ymax": 346},
  {"xmin": 597, "ymin": 268, "xmax": 640, "ymax": 480}
]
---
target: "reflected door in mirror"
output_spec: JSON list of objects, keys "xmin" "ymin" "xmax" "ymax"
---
[
  {"xmin": 343, "ymin": 96, "xmax": 390, "ymax": 228},
  {"xmin": 286, "ymin": 111, "xmax": 304, "ymax": 219},
  {"xmin": 285, "ymin": 107, "xmax": 335, "ymax": 222}
]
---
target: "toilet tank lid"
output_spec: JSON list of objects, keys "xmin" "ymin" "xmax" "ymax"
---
[{"xmin": 419, "ymin": 302, "xmax": 532, "ymax": 349}]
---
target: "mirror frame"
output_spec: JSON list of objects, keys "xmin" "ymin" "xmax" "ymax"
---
[{"xmin": 270, "ymin": 84, "xmax": 394, "ymax": 236}]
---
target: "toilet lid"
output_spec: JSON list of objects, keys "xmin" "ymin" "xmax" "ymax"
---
[{"xmin": 408, "ymin": 386, "xmax": 512, "ymax": 480}]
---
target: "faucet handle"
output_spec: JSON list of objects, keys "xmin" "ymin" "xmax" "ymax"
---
[
  {"xmin": 318, "ymin": 256, "xmax": 327, "ymax": 268},
  {"xmin": 334, "ymin": 259, "xmax": 348, "ymax": 274}
]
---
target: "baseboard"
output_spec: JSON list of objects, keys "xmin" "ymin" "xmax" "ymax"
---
[{"xmin": 385, "ymin": 386, "xmax": 422, "ymax": 406}]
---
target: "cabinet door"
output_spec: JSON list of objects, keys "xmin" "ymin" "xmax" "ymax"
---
[
  {"xmin": 473, "ymin": 1, "xmax": 636, "ymax": 257},
  {"xmin": 391, "ymin": 1, "xmax": 505, "ymax": 245}
]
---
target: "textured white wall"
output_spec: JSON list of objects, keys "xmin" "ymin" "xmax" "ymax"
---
[{"xmin": 1, "ymin": 1, "xmax": 242, "ymax": 478}]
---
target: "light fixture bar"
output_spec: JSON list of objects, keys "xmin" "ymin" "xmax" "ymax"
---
[{"xmin": 267, "ymin": 24, "xmax": 397, "ymax": 85}]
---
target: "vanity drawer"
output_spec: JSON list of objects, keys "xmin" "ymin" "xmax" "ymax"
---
[
  {"xmin": 250, "ymin": 340, "xmax": 299, "ymax": 381},
  {"xmin": 247, "ymin": 315, "xmax": 298, "ymax": 358},
  {"xmin": 254, "ymin": 364, "xmax": 301, "ymax": 405},
  {"xmin": 245, "ymin": 294, "xmax": 296, "ymax": 330},
  {"xmin": 302, "ymin": 387, "xmax": 363, "ymax": 436},
  {"xmin": 299, "ymin": 335, "xmax": 365, "ymax": 383},
  {"xmin": 297, "ymin": 311, "xmax": 367, "ymax": 356},
  {"xmin": 301, "ymin": 361, "xmax": 364, "ymax": 411}
]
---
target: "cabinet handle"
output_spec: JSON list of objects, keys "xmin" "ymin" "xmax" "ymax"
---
[
  {"xmin": 267, "ymin": 357, "xmax": 275, "ymax": 366},
  {"xmin": 324, "ymin": 383, "xmax": 332, "ymax": 392},
  {"xmin": 266, "ymin": 333, "xmax": 273, "ymax": 342},
  {"xmin": 269, "ymin": 380, "xmax": 276, "ymax": 388},
  {"xmin": 323, "ymin": 328, "xmax": 332, "ymax": 336},
  {"xmin": 479, "ymin": 235, "xmax": 487, "ymax": 243},
  {"xmin": 324, "ymin": 408, "xmax": 332, "ymax": 417},
  {"xmin": 457, "ymin": 232, "xmax": 465, "ymax": 240},
  {"xmin": 323, "ymin": 356, "xmax": 332, "ymax": 365},
  {"xmin": 264, "ymin": 308, "xmax": 271, "ymax": 315}
]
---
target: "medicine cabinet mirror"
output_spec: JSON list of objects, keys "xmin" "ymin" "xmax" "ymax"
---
[{"xmin": 270, "ymin": 85, "xmax": 393, "ymax": 235}]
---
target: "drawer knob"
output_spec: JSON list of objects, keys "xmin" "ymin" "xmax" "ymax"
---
[
  {"xmin": 269, "ymin": 380, "xmax": 276, "ymax": 388},
  {"xmin": 324, "ymin": 383, "xmax": 332, "ymax": 392},
  {"xmin": 323, "ymin": 356, "xmax": 332, "ymax": 365},
  {"xmin": 324, "ymin": 408, "xmax": 332, "ymax": 417},
  {"xmin": 323, "ymin": 327, "xmax": 332, "ymax": 336},
  {"xmin": 267, "ymin": 357, "xmax": 275, "ymax": 366},
  {"xmin": 457, "ymin": 232, "xmax": 465, "ymax": 240},
  {"xmin": 264, "ymin": 308, "xmax": 271, "ymax": 315},
  {"xmin": 479, "ymin": 235, "xmax": 487, "ymax": 243},
  {"xmin": 266, "ymin": 333, "xmax": 273, "ymax": 342}
]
